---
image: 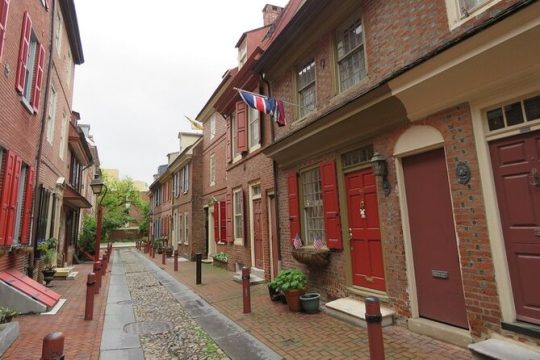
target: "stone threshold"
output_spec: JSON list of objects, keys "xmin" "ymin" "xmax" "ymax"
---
[{"xmin": 324, "ymin": 297, "xmax": 395, "ymax": 328}]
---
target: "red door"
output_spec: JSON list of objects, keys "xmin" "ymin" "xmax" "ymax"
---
[
  {"xmin": 490, "ymin": 132, "xmax": 540, "ymax": 325},
  {"xmin": 253, "ymin": 198, "xmax": 263, "ymax": 269},
  {"xmin": 402, "ymin": 148, "xmax": 468, "ymax": 329},
  {"xmin": 345, "ymin": 169, "xmax": 385, "ymax": 291}
]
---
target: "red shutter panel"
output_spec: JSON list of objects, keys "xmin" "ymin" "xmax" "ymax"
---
[
  {"xmin": 213, "ymin": 202, "xmax": 219, "ymax": 242},
  {"xmin": 236, "ymin": 101, "xmax": 247, "ymax": 154},
  {"xmin": 0, "ymin": 151, "xmax": 16, "ymax": 245},
  {"xmin": 31, "ymin": 43, "xmax": 45, "ymax": 112},
  {"xmin": 320, "ymin": 160, "xmax": 342, "ymax": 250},
  {"xmin": 16, "ymin": 12, "xmax": 31, "ymax": 93},
  {"xmin": 219, "ymin": 201, "xmax": 226, "ymax": 243},
  {"xmin": 226, "ymin": 193, "xmax": 232, "ymax": 243},
  {"xmin": 5, "ymin": 156, "xmax": 22, "ymax": 245},
  {"xmin": 287, "ymin": 172, "xmax": 299, "ymax": 246},
  {"xmin": 20, "ymin": 166, "xmax": 34, "ymax": 244},
  {"xmin": 0, "ymin": 0, "xmax": 10, "ymax": 60},
  {"xmin": 226, "ymin": 120, "xmax": 232, "ymax": 163}
]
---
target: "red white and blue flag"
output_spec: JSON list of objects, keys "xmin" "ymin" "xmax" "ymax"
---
[
  {"xmin": 237, "ymin": 89, "xmax": 286, "ymax": 127},
  {"xmin": 293, "ymin": 233, "xmax": 303, "ymax": 249}
]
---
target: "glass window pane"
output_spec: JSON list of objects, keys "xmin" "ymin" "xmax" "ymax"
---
[
  {"xmin": 524, "ymin": 95, "xmax": 540, "ymax": 122},
  {"xmin": 487, "ymin": 108, "xmax": 504, "ymax": 131},
  {"xmin": 504, "ymin": 102, "xmax": 524, "ymax": 127}
]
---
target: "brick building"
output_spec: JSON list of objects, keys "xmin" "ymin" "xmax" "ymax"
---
[{"xmin": 253, "ymin": 0, "xmax": 540, "ymax": 349}]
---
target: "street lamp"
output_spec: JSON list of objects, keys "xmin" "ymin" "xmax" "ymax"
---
[{"xmin": 90, "ymin": 173, "xmax": 108, "ymax": 261}]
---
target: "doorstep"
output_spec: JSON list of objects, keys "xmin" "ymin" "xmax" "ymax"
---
[
  {"xmin": 468, "ymin": 338, "xmax": 540, "ymax": 360},
  {"xmin": 54, "ymin": 267, "xmax": 75, "ymax": 278},
  {"xmin": 232, "ymin": 267, "xmax": 266, "ymax": 285},
  {"xmin": 324, "ymin": 297, "xmax": 394, "ymax": 328}
]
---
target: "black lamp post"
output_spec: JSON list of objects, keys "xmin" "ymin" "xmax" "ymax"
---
[
  {"xmin": 370, "ymin": 152, "xmax": 391, "ymax": 197},
  {"xmin": 90, "ymin": 173, "xmax": 108, "ymax": 261}
]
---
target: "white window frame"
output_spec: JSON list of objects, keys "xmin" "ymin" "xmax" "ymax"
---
[
  {"xmin": 336, "ymin": 17, "xmax": 367, "ymax": 93},
  {"xmin": 248, "ymin": 106, "xmax": 260, "ymax": 151},
  {"xmin": 297, "ymin": 59, "xmax": 316, "ymax": 118},
  {"xmin": 65, "ymin": 50, "xmax": 73, "ymax": 88},
  {"xmin": 300, "ymin": 167, "xmax": 325, "ymax": 246},
  {"xmin": 248, "ymin": 183, "xmax": 261, "ymax": 266},
  {"xmin": 233, "ymin": 188, "xmax": 244, "ymax": 245},
  {"xmin": 232, "ymin": 113, "xmax": 242, "ymax": 163},
  {"xmin": 445, "ymin": 0, "xmax": 500, "ymax": 29},
  {"xmin": 22, "ymin": 33, "xmax": 38, "ymax": 104},
  {"xmin": 210, "ymin": 113, "xmax": 216, "ymax": 140},
  {"xmin": 178, "ymin": 213, "xmax": 184, "ymax": 244},
  {"xmin": 183, "ymin": 164, "xmax": 189, "ymax": 193},
  {"xmin": 46, "ymin": 85, "xmax": 57, "ymax": 144},
  {"xmin": 59, "ymin": 113, "xmax": 68, "ymax": 160},
  {"xmin": 183, "ymin": 212, "xmax": 189, "ymax": 245},
  {"xmin": 209, "ymin": 154, "xmax": 216, "ymax": 186}
]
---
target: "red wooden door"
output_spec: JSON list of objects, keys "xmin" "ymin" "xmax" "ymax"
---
[
  {"xmin": 490, "ymin": 132, "xmax": 540, "ymax": 325},
  {"xmin": 345, "ymin": 169, "xmax": 385, "ymax": 291},
  {"xmin": 253, "ymin": 198, "xmax": 263, "ymax": 269},
  {"xmin": 402, "ymin": 148, "xmax": 468, "ymax": 329}
]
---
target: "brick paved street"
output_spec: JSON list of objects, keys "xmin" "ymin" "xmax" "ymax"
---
[
  {"xmin": 141, "ymin": 249, "xmax": 472, "ymax": 360},
  {"xmin": 3, "ymin": 262, "xmax": 109, "ymax": 360}
]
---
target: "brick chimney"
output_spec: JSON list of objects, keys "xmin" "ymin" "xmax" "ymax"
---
[{"xmin": 263, "ymin": 4, "xmax": 284, "ymax": 26}]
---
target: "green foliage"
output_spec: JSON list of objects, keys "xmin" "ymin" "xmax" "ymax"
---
[
  {"xmin": 138, "ymin": 202, "xmax": 150, "ymax": 235},
  {"xmin": 37, "ymin": 238, "xmax": 57, "ymax": 269},
  {"xmin": 271, "ymin": 269, "xmax": 307, "ymax": 292},
  {"xmin": 0, "ymin": 306, "xmax": 18, "ymax": 323},
  {"xmin": 212, "ymin": 252, "xmax": 228, "ymax": 263},
  {"xmin": 79, "ymin": 215, "xmax": 97, "ymax": 256}
]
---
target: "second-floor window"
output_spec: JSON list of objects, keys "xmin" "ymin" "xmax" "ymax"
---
[
  {"xmin": 458, "ymin": 0, "xmax": 492, "ymax": 17},
  {"xmin": 46, "ymin": 86, "xmax": 58, "ymax": 143},
  {"xmin": 69, "ymin": 154, "xmax": 82, "ymax": 192},
  {"xmin": 55, "ymin": 9, "xmax": 63, "ymax": 54},
  {"xmin": 59, "ymin": 113, "xmax": 68, "ymax": 160},
  {"xmin": 248, "ymin": 106, "xmax": 260, "ymax": 150},
  {"xmin": 210, "ymin": 114, "xmax": 216, "ymax": 140},
  {"xmin": 336, "ymin": 17, "xmax": 366, "ymax": 92},
  {"xmin": 0, "ymin": 0, "xmax": 9, "ymax": 60},
  {"xmin": 182, "ymin": 164, "xmax": 189, "ymax": 193},
  {"xmin": 297, "ymin": 59, "xmax": 316, "ymax": 118},
  {"xmin": 209, "ymin": 154, "xmax": 216, "ymax": 186}
]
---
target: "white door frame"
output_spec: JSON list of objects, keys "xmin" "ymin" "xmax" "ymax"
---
[
  {"xmin": 249, "ymin": 183, "xmax": 262, "ymax": 269},
  {"xmin": 206, "ymin": 205, "xmax": 216, "ymax": 257}
]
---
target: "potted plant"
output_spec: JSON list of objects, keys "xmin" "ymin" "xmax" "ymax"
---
[
  {"xmin": 37, "ymin": 238, "xmax": 57, "ymax": 286},
  {"xmin": 212, "ymin": 252, "xmax": 228, "ymax": 269},
  {"xmin": 267, "ymin": 279, "xmax": 286, "ymax": 303},
  {"xmin": 0, "ymin": 307, "xmax": 18, "ymax": 323},
  {"xmin": 272, "ymin": 269, "xmax": 307, "ymax": 312}
]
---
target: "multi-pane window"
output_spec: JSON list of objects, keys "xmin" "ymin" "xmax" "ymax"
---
[
  {"xmin": 66, "ymin": 50, "xmax": 73, "ymax": 87},
  {"xmin": 184, "ymin": 213, "xmax": 189, "ymax": 244},
  {"xmin": 59, "ymin": 113, "xmax": 68, "ymax": 160},
  {"xmin": 209, "ymin": 154, "xmax": 216, "ymax": 186},
  {"xmin": 46, "ymin": 86, "xmax": 58, "ymax": 143},
  {"xmin": 182, "ymin": 164, "xmax": 189, "ymax": 193},
  {"xmin": 486, "ymin": 94, "xmax": 540, "ymax": 132},
  {"xmin": 233, "ymin": 189, "xmax": 243, "ymax": 242},
  {"xmin": 248, "ymin": 106, "xmax": 260, "ymax": 149},
  {"xmin": 210, "ymin": 114, "xmax": 216, "ymax": 140},
  {"xmin": 178, "ymin": 213, "xmax": 184, "ymax": 244},
  {"xmin": 301, "ymin": 168, "xmax": 325, "ymax": 245},
  {"xmin": 342, "ymin": 145, "xmax": 374, "ymax": 168},
  {"xmin": 458, "ymin": 0, "xmax": 491, "ymax": 17},
  {"xmin": 54, "ymin": 9, "xmax": 63, "ymax": 54},
  {"xmin": 297, "ymin": 59, "xmax": 316, "ymax": 118},
  {"xmin": 336, "ymin": 18, "xmax": 366, "ymax": 92},
  {"xmin": 22, "ymin": 34, "xmax": 38, "ymax": 102},
  {"xmin": 0, "ymin": 1, "xmax": 9, "ymax": 59}
]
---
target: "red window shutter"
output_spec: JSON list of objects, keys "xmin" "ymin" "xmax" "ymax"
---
[
  {"xmin": 226, "ymin": 121, "xmax": 232, "ymax": 163},
  {"xmin": 320, "ymin": 160, "xmax": 342, "ymax": 249},
  {"xmin": 236, "ymin": 101, "xmax": 247, "ymax": 154},
  {"xmin": 31, "ymin": 43, "xmax": 45, "ymax": 112},
  {"xmin": 16, "ymin": 12, "xmax": 31, "ymax": 94},
  {"xmin": 0, "ymin": 0, "xmax": 10, "ymax": 60},
  {"xmin": 287, "ymin": 172, "xmax": 299, "ymax": 246},
  {"xmin": 0, "ymin": 151, "xmax": 15, "ymax": 245},
  {"xmin": 219, "ymin": 201, "xmax": 226, "ymax": 243},
  {"xmin": 20, "ymin": 166, "xmax": 34, "ymax": 244},
  {"xmin": 5, "ymin": 156, "xmax": 22, "ymax": 245},
  {"xmin": 226, "ymin": 193, "xmax": 232, "ymax": 243},
  {"xmin": 213, "ymin": 202, "xmax": 219, "ymax": 242}
]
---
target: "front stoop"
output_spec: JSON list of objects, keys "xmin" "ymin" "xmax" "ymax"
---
[
  {"xmin": 324, "ymin": 297, "xmax": 395, "ymax": 328},
  {"xmin": 0, "ymin": 322, "xmax": 20, "ymax": 357},
  {"xmin": 468, "ymin": 339, "xmax": 540, "ymax": 360},
  {"xmin": 232, "ymin": 267, "xmax": 266, "ymax": 285}
]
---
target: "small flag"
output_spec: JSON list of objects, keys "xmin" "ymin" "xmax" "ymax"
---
[
  {"xmin": 313, "ymin": 234, "xmax": 324, "ymax": 250},
  {"xmin": 238, "ymin": 89, "xmax": 276, "ymax": 115},
  {"xmin": 293, "ymin": 233, "xmax": 303, "ymax": 249}
]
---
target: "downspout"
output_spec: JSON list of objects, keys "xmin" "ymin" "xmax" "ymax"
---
[
  {"xmin": 30, "ymin": 0, "xmax": 57, "ymax": 275},
  {"xmin": 261, "ymin": 72, "xmax": 282, "ymax": 265}
]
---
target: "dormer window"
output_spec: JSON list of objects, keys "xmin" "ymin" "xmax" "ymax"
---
[{"xmin": 238, "ymin": 41, "xmax": 247, "ymax": 69}]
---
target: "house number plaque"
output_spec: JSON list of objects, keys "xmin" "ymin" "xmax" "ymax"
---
[{"xmin": 431, "ymin": 270, "xmax": 449, "ymax": 279}]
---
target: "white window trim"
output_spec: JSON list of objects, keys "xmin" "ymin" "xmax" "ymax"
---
[
  {"xmin": 183, "ymin": 212, "xmax": 189, "ymax": 245},
  {"xmin": 46, "ymin": 85, "xmax": 57, "ymax": 144},
  {"xmin": 209, "ymin": 154, "xmax": 216, "ymax": 186},
  {"xmin": 248, "ymin": 106, "xmax": 261, "ymax": 152},
  {"xmin": 233, "ymin": 188, "xmax": 244, "ymax": 246},
  {"xmin": 55, "ymin": 9, "xmax": 63, "ymax": 55},
  {"xmin": 232, "ymin": 113, "xmax": 242, "ymax": 163},
  {"xmin": 59, "ymin": 113, "xmax": 68, "ymax": 160},
  {"xmin": 445, "ymin": 0, "xmax": 500, "ymax": 30}
]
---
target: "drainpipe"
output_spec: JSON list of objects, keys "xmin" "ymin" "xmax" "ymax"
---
[
  {"xmin": 260, "ymin": 72, "xmax": 282, "ymax": 264},
  {"xmin": 31, "ymin": 0, "xmax": 57, "ymax": 273}
]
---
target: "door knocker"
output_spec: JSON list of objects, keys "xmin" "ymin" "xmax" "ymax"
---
[{"xmin": 360, "ymin": 200, "xmax": 367, "ymax": 219}]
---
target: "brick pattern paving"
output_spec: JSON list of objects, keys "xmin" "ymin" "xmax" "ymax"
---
[
  {"xmin": 148, "ymin": 251, "xmax": 472, "ymax": 360},
  {"xmin": 3, "ymin": 261, "xmax": 110, "ymax": 360}
]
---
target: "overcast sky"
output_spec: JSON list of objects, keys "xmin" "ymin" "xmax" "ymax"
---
[{"xmin": 73, "ymin": 0, "xmax": 289, "ymax": 186}]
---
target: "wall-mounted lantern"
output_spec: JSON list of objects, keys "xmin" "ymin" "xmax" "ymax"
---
[{"xmin": 370, "ymin": 152, "xmax": 391, "ymax": 197}]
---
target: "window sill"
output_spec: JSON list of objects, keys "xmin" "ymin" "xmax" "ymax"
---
[
  {"xmin": 248, "ymin": 143, "xmax": 261, "ymax": 153},
  {"xmin": 20, "ymin": 97, "xmax": 35, "ymax": 115},
  {"xmin": 217, "ymin": 241, "xmax": 226, "ymax": 245}
]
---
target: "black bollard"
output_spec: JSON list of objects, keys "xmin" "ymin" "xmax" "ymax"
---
[{"xmin": 196, "ymin": 253, "xmax": 202, "ymax": 285}]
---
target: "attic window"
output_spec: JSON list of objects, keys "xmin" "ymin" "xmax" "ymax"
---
[{"xmin": 238, "ymin": 41, "xmax": 247, "ymax": 69}]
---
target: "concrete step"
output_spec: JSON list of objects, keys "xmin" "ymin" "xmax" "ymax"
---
[
  {"xmin": 54, "ymin": 266, "xmax": 75, "ymax": 278},
  {"xmin": 232, "ymin": 271, "xmax": 266, "ymax": 285},
  {"xmin": 468, "ymin": 339, "xmax": 540, "ymax": 360},
  {"xmin": 324, "ymin": 297, "xmax": 394, "ymax": 328}
]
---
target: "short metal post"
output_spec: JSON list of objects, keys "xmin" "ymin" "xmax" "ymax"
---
[
  {"xmin": 365, "ymin": 296, "xmax": 385, "ymax": 360},
  {"xmin": 85, "ymin": 273, "xmax": 96, "ymax": 321},
  {"xmin": 174, "ymin": 250, "xmax": 178, "ymax": 272},
  {"xmin": 102, "ymin": 253, "xmax": 108, "ymax": 274},
  {"xmin": 162, "ymin": 248, "xmax": 166, "ymax": 265},
  {"xmin": 41, "ymin": 331, "xmax": 64, "ymax": 360},
  {"xmin": 242, "ymin": 266, "xmax": 251, "ymax": 314},
  {"xmin": 196, "ymin": 253, "xmax": 202, "ymax": 285},
  {"xmin": 94, "ymin": 261, "xmax": 102, "ymax": 294}
]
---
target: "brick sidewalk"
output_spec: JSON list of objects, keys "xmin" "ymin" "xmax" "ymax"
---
[
  {"xmin": 144, "ymin": 250, "xmax": 472, "ymax": 360},
  {"xmin": 3, "ymin": 261, "xmax": 110, "ymax": 360}
]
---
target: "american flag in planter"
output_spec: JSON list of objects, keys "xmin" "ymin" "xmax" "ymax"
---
[
  {"xmin": 313, "ymin": 235, "xmax": 324, "ymax": 250},
  {"xmin": 293, "ymin": 233, "xmax": 303, "ymax": 249}
]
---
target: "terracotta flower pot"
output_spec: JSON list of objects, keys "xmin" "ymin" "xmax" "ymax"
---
[{"xmin": 284, "ymin": 289, "xmax": 305, "ymax": 312}]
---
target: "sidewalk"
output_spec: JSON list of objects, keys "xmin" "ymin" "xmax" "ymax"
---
[
  {"xmin": 143, "ymin": 249, "xmax": 472, "ymax": 360},
  {"xmin": 2, "ymin": 262, "xmax": 110, "ymax": 360}
]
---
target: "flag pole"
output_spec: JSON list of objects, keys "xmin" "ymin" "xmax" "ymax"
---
[{"xmin": 233, "ymin": 87, "xmax": 314, "ymax": 112}]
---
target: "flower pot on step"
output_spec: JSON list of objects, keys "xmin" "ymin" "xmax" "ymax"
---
[{"xmin": 300, "ymin": 293, "xmax": 320, "ymax": 314}]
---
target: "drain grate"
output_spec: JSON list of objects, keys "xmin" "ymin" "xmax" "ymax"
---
[{"xmin": 123, "ymin": 320, "xmax": 175, "ymax": 335}]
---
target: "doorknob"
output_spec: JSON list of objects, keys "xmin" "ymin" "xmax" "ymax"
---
[{"xmin": 348, "ymin": 227, "xmax": 353, "ymax": 239}]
